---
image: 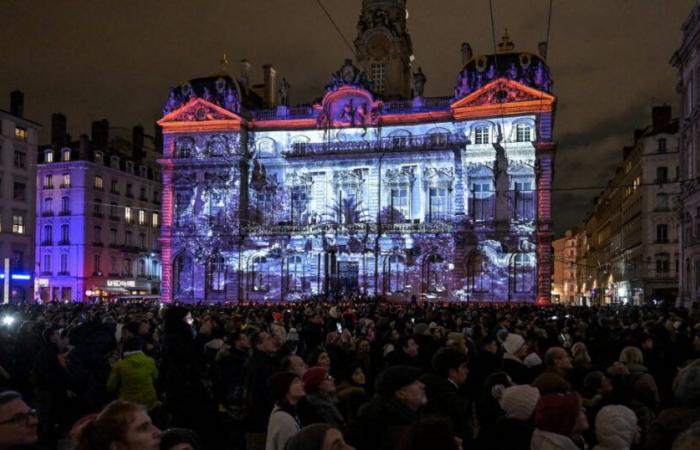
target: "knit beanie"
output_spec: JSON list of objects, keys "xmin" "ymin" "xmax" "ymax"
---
[
  {"xmin": 160, "ymin": 428, "xmax": 202, "ymax": 450},
  {"xmin": 269, "ymin": 371, "xmax": 301, "ymax": 402},
  {"xmin": 272, "ymin": 311, "xmax": 283, "ymax": 322},
  {"xmin": 499, "ymin": 385, "xmax": 541, "ymax": 421},
  {"xmin": 302, "ymin": 366, "xmax": 329, "ymax": 394},
  {"xmin": 594, "ymin": 405, "xmax": 638, "ymax": 449},
  {"xmin": 284, "ymin": 423, "xmax": 335, "ymax": 450},
  {"xmin": 375, "ymin": 365, "xmax": 422, "ymax": 397},
  {"xmin": 503, "ymin": 333, "xmax": 525, "ymax": 355},
  {"xmin": 534, "ymin": 393, "xmax": 581, "ymax": 436}
]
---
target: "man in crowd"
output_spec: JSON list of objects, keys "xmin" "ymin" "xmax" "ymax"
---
[
  {"xmin": 532, "ymin": 347, "xmax": 573, "ymax": 395},
  {"xmin": 0, "ymin": 391, "xmax": 39, "ymax": 450}
]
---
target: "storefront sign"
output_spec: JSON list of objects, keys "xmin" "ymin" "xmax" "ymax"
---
[{"xmin": 106, "ymin": 279, "xmax": 136, "ymax": 288}]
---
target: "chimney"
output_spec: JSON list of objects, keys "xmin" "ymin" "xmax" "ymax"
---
[
  {"xmin": 263, "ymin": 64, "xmax": 277, "ymax": 108},
  {"xmin": 51, "ymin": 113, "xmax": 67, "ymax": 147},
  {"xmin": 79, "ymin": 134, "xmax": 91, "ymax": 160},
  {"xmin": 132, "ymin": 125, "xmax": 144, "ymax": 160},
  {"xmin": 652, "ymin": 105, "xmax": 672, "ymax": 131},
  {"xmin": 91, "ymin": 120, "xmax": 109, "ymax": 150},
  {"xmin": 239, "ymin": 59, "xmax": 251, "ymax": 92},
  {"xmin": 154, "ymin": 124, "xmax": 163, "ymax": 154},
  {"xmin": 10, "ymin": 90, "xmax": 24, "ymax": 117}
]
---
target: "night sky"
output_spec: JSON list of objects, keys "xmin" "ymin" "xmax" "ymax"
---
[{"xmin": 2, "ymin": 0, "xmax": 692, "ymax": 234}]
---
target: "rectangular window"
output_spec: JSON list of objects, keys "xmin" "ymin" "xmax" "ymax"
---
[
  {"xmin": 140, "ymin": 187, "xmax": 146, "ymax": 200},
  {"xmin": 61, "ymin": 197, "xmax": 70, "ymax": 214},
  {"xmin": 13, "ymin": 182, "xmax": 26, "ymax": 201},
  {"xmin": 471, "ymin": 180, "xmax": 493, "ymax": 221},
  {"xmin": 152, "ymin": 212, "xmax": 159, "ymax": 228},
  {"xmin": 44, "ymin": 174, "xmax": 53, "ymax": 189},
  {"xmin": 60, "ymin": 254, "xmax": 68, "ymax": 273},
  {"xmin": 12, "ymin": 215, "xmax": 24, "ymax": 234},
  {"xmin": 62, "ymin": 150, "xmax": 70, "ymax": 161},
  {"xmin": 138, "ymin": 209, "xmax": 145, "ymax": 225},
  {"xmin": 428, "ymin": 187, "xmax": 449, "ymax": 222},
  {"xmin": 656, "ymin": 193, "xmax": 669, "ymax": 210},
  {"xmin": 111, "ymin": 256, "xmax": 118, "ymax": 274},
  {"xmin": 514, "ymin": 180, "xmax": 535, "ymax": 220},
  {"xmin": 371, "ymin": 63, "xmax": 386, "ymax": 95},
  {"xmin": 474, "ymin": 127, "xmax": 489, "ymax": 145},
  {"xmin": 94, "ymin": 254, "xmax": 101, "ymax": 273},
  {"xmin": 390, "ymin": 187, "xmax": 410, "ymax": 221},
  {"xmin": 43, "ymin": 254, "xmax": 51, "ymax": 273},
  {"xmin": 124, "ymin": 259, "xmax": 132, "ymax": 276},
  {"xmin": 111, "ymin": 179, "xmax": 119, "ymax": 194},
  {"xmin": 515, "ymin": 124, "xmax": 532, "ymax": 142},
  {"xmin": 110, "ymin": 202, "xmax": 118, "ymax": 218},
  {"xmin": 62, "ymin": 174, "xmax": 71, "ymax": 188},
  {"xmin": 110, "ymin": 228, "xmax": 117, "ymax": 244},
  {"xmin": 94, "ymin": 175, "xmax": 103, "ymax": 190},
  {"xmin": 61, "ymin": 224, "xmax": 70, "ymax": 243},
  {"xmin": 124, "ymin": 206, "xmax": 132, "ymax": 223},
  {"xmin": 15, "ymin": 127, "xmax": 27, "ymax": 141},
  {"xmin": 657, "ymin": 224, "xmax": 668, "ymax": 243},
  {"xmin": 45, "ymin": 151, "xmax": 54, "ymax": 163},
  {"xmin": 14, "ymin": 151, "xmax": 26, "ymax": 168},
  {"xmin": 656, "ymin": 166, "xmax": 668, "ymax": 183},
  {"xmin": 139, "ymin": 233, "xmax": 146, "ymax": 249},
  {"xmin": 94, "ymin": 198, "xmax": 102, "ymax": 215},
  {"xmin": 94, "ymin": 226, "xmax": 102, "ymax": 243},
  {"xmin": 125, "ymin": 230, "xmax": 132, "ymax": 246},
  {"xmin": 658, "ymin": 138, "xmax": 667, "ymax": 153},
  {"xmin": 126, "ymin": 184, "xmax": 133, "ymax": 197}
]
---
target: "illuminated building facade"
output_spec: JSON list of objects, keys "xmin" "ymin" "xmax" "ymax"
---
[
  {"xmin": 34, "ymin": 118, "xmax": 162, "ymax": 301},
  {"xmin": 159, "ymin": 3, "xmax": 557, "ymax": 303}
]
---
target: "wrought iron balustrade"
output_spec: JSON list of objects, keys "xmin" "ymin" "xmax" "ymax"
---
[{"xmin": 282, "ymin": 133, "xmax": 468, "ymax": 157}]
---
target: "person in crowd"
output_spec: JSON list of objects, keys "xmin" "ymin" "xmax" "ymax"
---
[
  {"xmin": 480, "ymin": 384, "xmax": 540, "ymax": 450},
  {"xmin": 346, "ymin": 365, "xmax": 426, "ymax": 450},
  {"xmin": 614, "ymin": 346, "xmax": 660, "ymax": 411},
  {"xmin": 672, "ymin": 420, "xmax": 700, "ymax": 450},
  {"xmin": 475, "ymin": 371, "xmax": 512, "ymax": 430},
  {"xmin": 76, "ymin": 400, "xmax": 161, "ymax": 450},
  {"xmin": 265, "ymin": 372, "xmax": 305, "ymax": 450},
  {"xmin": 592, "ymin": 405, "xmax": 639, "ymax": 450},
  {"xmin": 246, "ymin": 330, "xmax": 280, "ymax": 450},
  {"xmin": 159, "ymin": 428, "xmax": 202, "ymax": 450},
  {"xmin": 385, "ymin": 337, "xmax": 420, "ymax": 368},
  {"xmin": 532, "ymin": 347, "xmax": 574, "ymax": 395},
  {"xmin": 281, "ymin": 355, "xmax": 308, "ymax": 378},
  {"xmin": 32, "ymin": 325, "xmax": 69, "ymax": 443},
  {"xmin": 298, "ymin": 367, "xmax": 344, "ymax": 427},
  {"xmin": 531, "ymin": 393, "xmax": 589, "ymax": 450},
  {"xmin": 284, "ymin": 423, "xmax": 355, "ymax": 450},
  {"xmin": 107, "ymin": 337, "xmax": 159, "ymax": 411},
  {"xmin": 397, "ymin": 418, "xmax": 463, "ymax": 450},
  {"xmin": 570, "ymin": 342, "xmax": 593, "ymax": 391},
  {"xmin": 501, "ymin": 333, "xmax": 533, "ymax": 384},
  {"xmin": 336, "ymin": 364, "xmax": 369, "ymax": 423},
  {"xmin": 420, "ymin": 347, "xmax": 470, "ymax": 443},
  {"xmin": 647, "ymin": 364, "xmax": 700, "ymax": 449},
  {"xmin": 0, "ymin": 391, "xmax": 39, "ymax": 450}
]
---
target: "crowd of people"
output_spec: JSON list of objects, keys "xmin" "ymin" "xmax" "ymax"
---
[{"xmin": 1, "ymin": 298, "xmax": 700, "ymax": 450}]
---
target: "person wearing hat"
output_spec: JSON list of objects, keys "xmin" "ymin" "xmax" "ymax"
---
[
  {"xmin": 336, "ymin": 364, "xmax": 369, "ymax": 423},
  {"xmin": 480, "ymin": 385, "xmax": 540, "ymax": 450},
  {"xmin": 531, "ymin": 393, "xmax": 589, "ymax": 450},
  {"xmin": 297, "ymin": 367, "xmax": 344, "ymax": 427},
  {"xmin": 592, "ymin": 405, "xmax": 639, "ymax": 450},
  {"xmin": 501, "ymin": 333, "xmax": 534, "ymax": 384},
  {"xmin": 284, "ymin": 423, "xmax": 354, "ymax": 450},
  {"xmin": 160, "ymin": 427, "xmax": 202, "ymax": 450},
  {"xmin": 345, "ymin": 365, "xmax": 425, "ymax": 450},
  {"xmin": 265, "ymin": 372, "xmax": 306, "ymax": 450}
]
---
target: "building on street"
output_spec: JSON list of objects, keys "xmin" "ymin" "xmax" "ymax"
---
[{"xmin": 552, "ymin": 229, "xmax": 578, "ymax": 303}]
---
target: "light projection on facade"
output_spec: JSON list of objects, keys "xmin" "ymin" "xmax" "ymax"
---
[{"xmin": 158, "ymin": 55, "xmax": 556, "ymax": 303}]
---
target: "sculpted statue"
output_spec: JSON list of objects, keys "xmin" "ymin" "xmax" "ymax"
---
[
  {"xmin": 412, "ymin": 67, "xmax": 427, "ymax": 97},
  {"xmin": 461, "ymin": 42, "xmax": 473, "ymax": 66},
  {"xmin": 223, "ymin": 87, "xmax": 239, "ymax": 112},
  {"xmin": 278, "ymin": 78, "xmax": 291, "ymax": 106},
  {"xmin": 162, "ymin": 89, "xmax": 182, "ymax": 115},
  {"xmin": 202, "ymin": 87, "xmax": 214, "ymax": 102},
  {"xmin": 507, "ymin": 63, "xmax": 519, "ymax": 80}
]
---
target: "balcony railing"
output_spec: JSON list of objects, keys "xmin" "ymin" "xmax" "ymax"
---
[
  {"xmin": 58, "ymin": 240, "xmax": 70, "ymax": 245},
  {"xmin": 242, "ymin": 221, "xmax": 452, "ymax": 236},
  {"xmin": 58, "ymin": 210, "xmax": 71, "ymax": 216},
  {"xmin": 41, "ymin": 240, "xmax": 53, "ymax": 246},
  {"xmin": 41, "ymin": 211, "xmax": 54, "ymax": 217},
  {"xmin": 282, "ymin": 133, "xmax": 468, "ymax": 157}
]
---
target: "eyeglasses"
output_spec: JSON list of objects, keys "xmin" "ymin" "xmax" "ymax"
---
[{"xmin": 0, "ymin": 409, "xmax": 38, "ymax": 426}]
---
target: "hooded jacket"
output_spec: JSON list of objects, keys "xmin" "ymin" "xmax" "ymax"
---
[{"xmin": 107, "ymin": 350, "xmax": 159, "ymax": 410}]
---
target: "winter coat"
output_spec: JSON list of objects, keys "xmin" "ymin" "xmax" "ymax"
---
[
  {"xmin": 532, "ymin": 367, "xmax": 573, "ymax": 395},
  {"xmin": 480, "ymin": 416, "xmax": 534, "ymax": 450},
  {"xmin": 346, "ymin": 396, "xmax": 419, "ymax": 450},
  {"xmin": 502, "ymin": 353, "xmax": 533, "ymax": 384},
  {"xmin": 336, "ymin": 381, "xmax": 369, "ymax": 422},
  {"xmin": 645, "ymin": 407, "xmax": 700, "ymax": 450},
  {"xmin": 245, "ymin": 350, "xmax": 277, "ymax": 432},
  {"xmin": 297, "ymin": 393, "xmax": 344, "ymax": 427},
  {"xmin": 624, "ymin": 363, "xmax": 660, "ymax": 411},
  {"xmin": 107, "ymin": 351, "xmax": 159, "ymax": 410},
  {"xmin": 420, "ymin": 372, "xmax": 471, "ymax": 442},
  {"xmin": 531, "ymin": 429, "xmax": 581, "ymax": 450},
  {"xmin": 265, "ymin": 404, "xmax": 301, "ymax": 450}
]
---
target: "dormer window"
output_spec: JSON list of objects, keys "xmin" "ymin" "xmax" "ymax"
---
[
  {"xmin": 515, "ymin": 124, "xmax": 532, "ymax": 142},
  {"xmin": 110, "ymin": 155, "xmax": 120, "ymax": 168},
  {"xmin": 62, "ymin": 149, "xmax": 71, "ymax": 161},
  {"xmin": 95, "ymin": 151, "xmax": 104, "ymax": 164},
  {"xmin": 658, "ymin": 138, "xmax": 667, "ymax": 153},
  {"xmin": 44, "ymin": 150, "xmax": 54, "ymax": 163},
  {"xmin": 139, "ymin": 165, "xmax": 147, "ymax": 177},
  {"xmin": 126, "ymin": 161, "xmax": 134, "ymax": 174},
  {"xmin": 474, "ymin": 126, "xmax": 490, "ymax": 145}
]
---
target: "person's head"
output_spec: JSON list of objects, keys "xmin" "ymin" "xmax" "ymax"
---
[
  {"xmin": 674, "ymin": 364, "xmax": 700, "ymax": 407},
  {"xmin": 285, "ymin": 424, "xmax": 354, "ymax": 450},
  {"xmin": 499, "ymin": 385, "xmax": 540, "ymax": 421},
  {"xmin": 480, "ymin": 335, "xmax": 498, "ymax": 354},
  {"xmin": 159, "ymin": 428, "xmax": 202, "ymax": 450},
  {"xmin": 250, "ymin": 331, "xmax": 276, "ymax": 354},
  {"xmin": 584, "ymin": 371, "xmax": 613, "ymax": 396},
  {"xmin": 503, "ymin": 333, "xmax": 527, "ymax": 359},
  {"xmin": 269, "ymin": 372, "xmax": 305, "ymax": 405},
  {"xmin": 303, "ymin": 367, "xmax": 336, "ymax": 396},
  {"xmin": 570, "ymin": 342, "xmax": 591, "ymax": 365},
  {"xmin": 431, "ymin": 347, "xmax": 469, "ymax": 386},
  {"xmin": 534, "ymin": 393, "xmax": 588, "ymax": 438},
  {"xmin": 77, "ymin": 400, "xmax": 161, "ymax": 450},
  {"xmin": 545, "ymin": 347, "xmax": 573, "ymax": 371},
  {"xmin": 673, "ymin": 420, "xmax": 700, "ymax": 450},
  {"xmin": 594, "ymin": 405, "xmax": 640, "ymax": 449},
  {"xmin": 231, "ymin": 331, "xmax": 250, "ymax": 351},
  {"xmin": 349, "ymin": 366, "xmax": 366, "ymax": 386},
  {"xmin": 398, "ymin": 337, "xmax": 419, "ymax": 357},
  {"xmin": 281, "ymin": 355, "xmax": 308, "ymax": 377},
  {"xmin": 0, "ymin": 391, "xmax": 38, "ymax": 449},
  {"xmin": 123, "ymin": 337, "xmax": 144, "ymax": 354},
  {"xmin": 399, "ymin": 418, "xmax": 463, "ymax": 450},
  {"xmin": 483, "ymin": 371, "xmax": 513, "ymax": 402},
  {"xmin": 376, "ymin": 366, "xmax": 426, "ymax": 411},
  {"xmin": 310, "ymin": 349, "xmax": 332, "ymax": 369},
  {"xmin": 619, "ymin": 346, "xmax": 644, "ymax": 365}
]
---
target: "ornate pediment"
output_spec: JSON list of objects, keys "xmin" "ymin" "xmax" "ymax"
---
[
  {"xmin": 316, "ymin": 86, "xmax": 382, "ymax": 128},
  {"xmin": 452, "ymin": 78, "xmax": 552, "ymax": 108},
  {"xmin": 158, "ymin": 98, "xmax": 244, "ymax": 132}
]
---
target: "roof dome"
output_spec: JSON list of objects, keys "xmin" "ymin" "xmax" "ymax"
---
[
  {"xmin": 454, "ymin": 32, "xmax": 552, "ymax": 99},
  {"xmin": 162, "ymin": 74, "xmax": 242, "ymax": 116}
]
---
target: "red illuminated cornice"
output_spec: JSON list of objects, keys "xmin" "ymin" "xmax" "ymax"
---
[{"xmin": 158, "ymin": 98, "xmax": 246, "ymax": 133}]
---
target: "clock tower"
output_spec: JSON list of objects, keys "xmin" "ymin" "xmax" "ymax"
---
[{"xmin": 354, "ymin": 0, "xmax": 414, "ymax": 99}]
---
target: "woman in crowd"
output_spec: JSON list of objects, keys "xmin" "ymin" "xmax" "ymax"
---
[{"xmin": 76, "ymin": 400, "xmax": 161, "ymax": 450}]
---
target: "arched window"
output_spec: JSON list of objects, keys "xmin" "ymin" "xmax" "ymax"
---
[
  {"xmin": 209, "ymin": 253, "xmax": 226, "ymax": 291},
  {"xmin": 467, "ymin": 252, "xmax": 490, "ymax": 293},
  {"xmin": 249, "ymin": 256, "xmax": 270, "ymax": 292},
  {"xmin": 515, "ymin": 123, "xmax": 532, "ymax": 142},
  {"xmin": 285, "ymin": 255, "xmax": 304, "ymax": 292},
  {"xmin": 384, "ymin": 254, "xmax": 406, "ymax": 293},
  {"xmin": 510, "ymin": 253, "xmax": 534, "ymax": 293},
  {"xmin": 173, "ymin": 253, "xmax": 194, "ymax": 295},
  {"xmin": 422, "ymin": 254, "xmax": 445, "ymax": 293},
  {"xmin": 42, "ymin": 225, "xmax": 52, "ymax": 244}
]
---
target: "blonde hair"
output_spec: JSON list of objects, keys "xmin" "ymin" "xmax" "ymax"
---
[
  {"xmin": 619, "ymin": 346, "xmax": 644, "ymax": 365},
  {"xmin": 571, "ymin": 342, "xmax": 591, "ymax": 364}
]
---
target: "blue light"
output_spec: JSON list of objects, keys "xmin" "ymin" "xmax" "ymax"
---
[{"xmin": 0, "ymin": 274, "xmax": 32, "ymax": 281}]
